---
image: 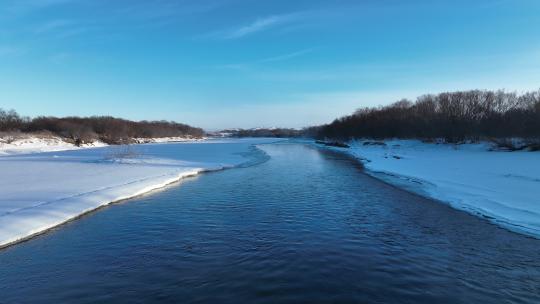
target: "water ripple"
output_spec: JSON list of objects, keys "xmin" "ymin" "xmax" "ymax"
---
[{"xmin": 1, "ymin": 143, "xmax": 539, "ymax": 303}]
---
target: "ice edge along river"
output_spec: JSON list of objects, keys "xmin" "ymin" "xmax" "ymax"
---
[
  {"xmin": 319, "ymin": 139, "xmax": 540, "ymax": 239},
  {"xmin": 0, "ymin": 138, "xmax": 279, "ymax": 248},
  {"xmin": 0, "ymin": 169, "xmax": 204, "ymax": 248}
]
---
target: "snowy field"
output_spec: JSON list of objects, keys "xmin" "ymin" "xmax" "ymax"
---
[
  {"xmin": 334, "ymin": 140, "xmax": 540, "ymax": 238},
  {"xmin": 0, "ymin": 138, "xmax": 278, "ymax": 247},
  {"xmin": 0, "ymin": 134, "xmax": 210, "ymax": 156},
  {"xmin": 0, "ymin": 134, "xmax": 106, "ymax": 156}
]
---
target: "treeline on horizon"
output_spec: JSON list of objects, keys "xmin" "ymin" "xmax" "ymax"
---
[
  {"xmin": 3, "ymin": 89, "xmax": 540, "ymax": 146},
  {"xmin": 222, "ymin": 128, "xmax": 302, "ymax": 138},
  {"xmin": 315, "ymin": 89, "xmax": 540, "ymax": 144},
  {"xmin": 0, "ymin": 109, "xmax": 204, "ymax": 145}
]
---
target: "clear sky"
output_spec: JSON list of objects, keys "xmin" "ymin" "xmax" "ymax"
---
[{"xmin": 1, "ymin": 0, "xmax": 539, "ymax": 129}]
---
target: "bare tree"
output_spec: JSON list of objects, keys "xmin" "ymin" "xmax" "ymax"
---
[
  {"xmin": 0, "ymin": 108, "xmax": 205, "ymax": 144},
  {"xmin": 316, "ymin": 89, "xmax": 540, "ymax": 145}
]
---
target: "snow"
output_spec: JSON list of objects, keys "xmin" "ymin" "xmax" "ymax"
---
[
  {"xmin": 0, "ymin": 135, "xmax": 106, "ymax": 156},
  {"xmin": 336, "ymin": 139, "xmax": 540, "ymax": 238},
  {"xmin": 0, "ymin": 138, "xmax": 279, "ymax": 248},
  {"xmin": 0, "ymin": 134, "xmax": 209, "ymax": 156},
  {"xmin": 4, "ymin": 136, "xmax": 537, "ymax": 246}
]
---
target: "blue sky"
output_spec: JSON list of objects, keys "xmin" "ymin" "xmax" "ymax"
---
[{"xmin": 1, "ymin": 0, "xmax": 539, "ymax": 129}]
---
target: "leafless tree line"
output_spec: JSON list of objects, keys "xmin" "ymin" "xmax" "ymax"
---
[
  {"xmin": 0, "ymin": 110, "xmax": 204, "ymax": 145},
  {"xmin": 224, "ymin": 128, "xmax": 302, "ymax": 138},
  {"xmin": 316, "ymin": 89, "xmax": 540, "ymax": 145}
]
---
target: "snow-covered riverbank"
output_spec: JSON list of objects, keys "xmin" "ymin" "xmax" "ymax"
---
[
  {"xmin": 0, "ymin": 134, "xmax": 210, "ymax": 156},
  {"xmin": 333, "ymin": 140, "xmax": 540, "ymax": 238},
  {"xmin": 0, "ymin": 138, "xmax": 278, "ymax": 248},
  {"xmin": 0, "ymin": 134, "xmax": 107, "ymax": 156}
]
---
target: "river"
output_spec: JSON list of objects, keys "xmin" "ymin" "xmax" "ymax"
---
[{"xmin": 1, "ymin": 142, "xmax": 539, "ymax": 303}]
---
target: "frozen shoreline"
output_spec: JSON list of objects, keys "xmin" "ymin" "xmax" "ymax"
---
[
  {"xmin": 0, "ymin": 169, "xmax": 202, "ymax": 248},
  {"xmin": 324, "ymin": 139, "xmax": 540, "ymax": 238},
  {"xmin": 0, "ymin": 134, "xmax": 210, "ymax": 156},
  {"xmin": 0, "ymin": 134, "xmax": 107, "ymax": 156},
  {"xmin": 0, "ymin": 138, "xmax": 278, "ymax": 248}
]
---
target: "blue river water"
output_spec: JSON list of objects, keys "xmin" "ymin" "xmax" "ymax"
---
[{"xmin": 1, "ymin": 143, "xmax": 539, "ymax": 303}]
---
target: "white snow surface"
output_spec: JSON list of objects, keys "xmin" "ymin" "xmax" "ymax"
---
[
  {"xmin": 0, "ymin": 135, "xmax": 106, "ymax": 156},
  {"xmin": 0, "ymin": 134, "xmax": 208, "ymax": 156},
  {"xmin": 0, "ymin": 138, "xmax": 279, "ymax": 247},
  {"xmin": 339, "ymin": 139, "xmax": 540, "ymax": 237}
]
